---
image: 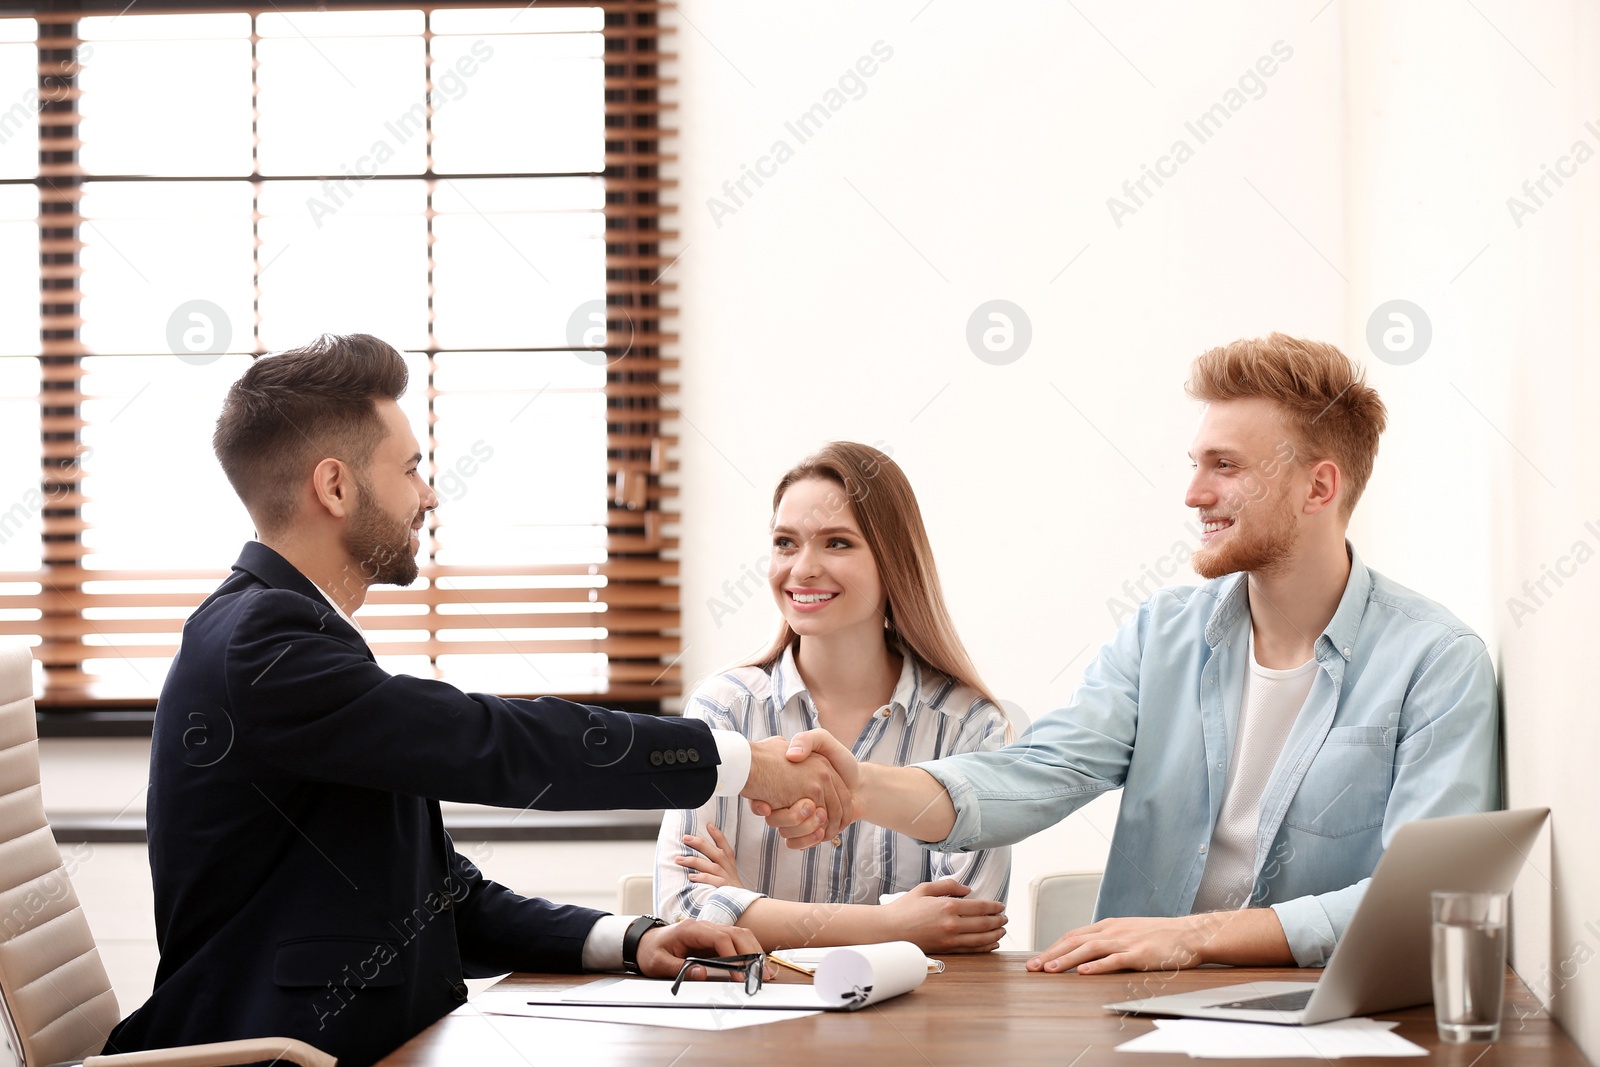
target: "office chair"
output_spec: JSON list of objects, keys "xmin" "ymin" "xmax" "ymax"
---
[
  {"xmin": 1028, "ymin": 870, "xmax": 1103, "ymax": 952},
  {"xmin": 0, "ymin": 644, "xmax": 334, "ymax": 1067},
  {"xmin": 617, "ymin": 873, "xmax": 654, "ymax": 915}
]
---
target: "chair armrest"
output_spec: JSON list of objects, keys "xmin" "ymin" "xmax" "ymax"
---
[{"xmin": 81, "ymin": 1037, "xmax": 335, "ymax": 1067}]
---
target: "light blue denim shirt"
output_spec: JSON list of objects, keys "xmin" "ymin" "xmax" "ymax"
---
[{"xmin": 917, "ymin": 544, "xmax": 1500, "ymax": 967}]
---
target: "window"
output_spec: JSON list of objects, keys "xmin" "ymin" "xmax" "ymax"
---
[{"xmin": 0, "ymin": 2, "xmax": 679, "ymax": 710}]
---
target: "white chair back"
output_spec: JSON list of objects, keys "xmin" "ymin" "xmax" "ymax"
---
[
  {"xmin": 617, "ymin": 873, "xmax": 654, "ymax": 915},
  {"xmin": 1028, "ymin": 870, "xmax": 1103, "ymax": 952},
  {"xmin": 0, "ymin": 643, "xmax": 121, "ymax": 1066}
]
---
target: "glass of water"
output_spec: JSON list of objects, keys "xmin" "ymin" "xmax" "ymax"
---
[{"xmin": 1431, "ymin": 891, "xmax": 1509, "ymax": 1043}]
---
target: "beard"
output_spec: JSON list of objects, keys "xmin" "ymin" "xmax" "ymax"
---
[
  {"xmin": 1191, "ymin": 490, "xmax": 1299, "ymax": 580},
  {"xmin": 345, "ymin": 483, "xmax": 421, "ymax": 586}
]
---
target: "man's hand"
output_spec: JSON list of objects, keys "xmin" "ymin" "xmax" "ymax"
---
[
  {"xmin": 747, "ymin": 729, "xmax": 861, "ymax": 850},
  {"xmin": 757, "ymin": 734, "xmax": 958, "ymax": 849},
  {"xmin": 1027, "ymin": 909, "xmax": 1293, "ymax": 974},
  {"xmin": 634, "ymin": 919, "xmax": 775, "ymax": 982},
  {"xmin": 741, "ymin": 732, "xmax": 859, "ymax": 847},
  {"xmin": 674, "ymin": 823, "xmax": 744, "ymax": 890},
  {"xmin": 885, "ymin": 878, "xmax": 1007, "ymax": 954},
  {"xmin": 1028, "ymin": 915, "xmax": 1209, "ymax": 974}
]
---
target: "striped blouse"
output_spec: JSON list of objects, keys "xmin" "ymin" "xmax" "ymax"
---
[{"xmin": 655, "ymin": 645, "xmax": 1011, "ymax": 926}]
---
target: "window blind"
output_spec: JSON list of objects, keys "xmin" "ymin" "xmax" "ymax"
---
[{"xmin": 0, "ymin": 1, "xmax": 681, "ymax": 709}]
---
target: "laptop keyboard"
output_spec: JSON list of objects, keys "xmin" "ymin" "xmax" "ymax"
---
[{"xmin": 1212, "ymin": 988, "xmax": 1316, "ymax": 1012}]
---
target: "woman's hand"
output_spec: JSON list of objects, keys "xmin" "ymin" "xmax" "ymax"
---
[
  {"xmin": 882, "ymin": 878, "xmax": 1007, "ymax": 954},
  {"xmin": 675, "ymin": 823, "xmax": 745, "ymax": 890}
]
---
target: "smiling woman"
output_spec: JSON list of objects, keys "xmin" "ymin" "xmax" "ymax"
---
[{"xmin": 654, "ymin": 441, "xmax": 1015, "ymax": 955}]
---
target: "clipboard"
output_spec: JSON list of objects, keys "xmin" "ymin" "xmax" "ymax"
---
[{"xmin": 524, "ymin": 941, "xmax": 932, "ymax": 1013}]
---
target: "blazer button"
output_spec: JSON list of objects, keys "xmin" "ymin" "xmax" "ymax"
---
[
  {"xmin": 651, "ymin": 751, "xmax": 664, "ymax": 766},
  {"xmin": 664, "ymin": 750, "xmax": 676, "ymax": 764},
  {"xmin": 687, "ymin": 748, "xmax": 700, "ymax": 763},
  {"xmin": 676, "ymin": 749, "xmax": 689, "ymax": 764}
]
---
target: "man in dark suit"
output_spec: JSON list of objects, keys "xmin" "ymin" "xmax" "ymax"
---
[{"xmin": 106, "ymin": 334, "xmax": 848, "ymax": 1067}]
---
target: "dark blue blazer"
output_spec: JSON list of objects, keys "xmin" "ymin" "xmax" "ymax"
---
[{"xmin": 106, "ymin": 542, "xmax": 720, "ymax": 1066}]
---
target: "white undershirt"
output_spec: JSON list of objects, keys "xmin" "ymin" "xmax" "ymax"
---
[
  {"xmin": 1192, "ymin": 630, "xmax": 1318, "ymax": 913},
  {"xmin": 311, "ymin": 581, "xmax": 363, "ymax": 634}
]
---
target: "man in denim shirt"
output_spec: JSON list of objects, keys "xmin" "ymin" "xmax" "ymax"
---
[{"xmin": 762, "ymin": 333, "xmax": 1499, "ymax": 973}]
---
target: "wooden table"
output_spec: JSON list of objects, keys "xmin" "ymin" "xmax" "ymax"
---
[{"xmin": 376, "ymin": 953, "xmax": 1587, "ymax": 1066}]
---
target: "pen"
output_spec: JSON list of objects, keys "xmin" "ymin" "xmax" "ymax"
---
[{"xmin": 766, "ymin": 953, "xmax": 814, "ymax": 978}]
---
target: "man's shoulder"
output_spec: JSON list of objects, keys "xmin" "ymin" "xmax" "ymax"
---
[
  {"xmin": 1140, "ymin": 575, "xmax": 1235, "ymax": 624},
  {"xmin": 168, "ymin": 580, "xmax": 363, "ymax": 708},
  {"xmin": 156, "ymin": 581, "xmax": 339, "ymax": 751},
  {"xmin": 189, "ymin": 578, "xmax": 339, "ymax": 644},
  {"xmin": 1362, "ymin": 567, "xmax": 1481, "ymax": 644}
]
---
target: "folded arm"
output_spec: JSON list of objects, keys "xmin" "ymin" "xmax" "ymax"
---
[{"xmin": 658, "ymin": 808, "xmax": 1005, "ymax": 952}]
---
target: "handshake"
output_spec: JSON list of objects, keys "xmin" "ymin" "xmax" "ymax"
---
[{"xmin": 738, "ymin": 730, "xmax": 863, "ymax": 848}]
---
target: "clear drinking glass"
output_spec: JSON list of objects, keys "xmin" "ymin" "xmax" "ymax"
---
[{"xmin": 1431, "ymin": 891, "xmax": 1509, "ymax": 1043}]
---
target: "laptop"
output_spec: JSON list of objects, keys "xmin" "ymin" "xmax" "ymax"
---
[{"xmin": 1103, "ymin": 807, "xmax": 1549, "ymax": 1025}]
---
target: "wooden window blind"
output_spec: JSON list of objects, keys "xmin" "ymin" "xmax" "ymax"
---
[{"xmin": 0, "ymin": 1, "xmax": 680, "ymax": 710}]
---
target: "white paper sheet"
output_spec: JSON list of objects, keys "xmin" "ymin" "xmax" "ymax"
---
[
  {"xmin": 468, "ymin": 941, "xmax": 929, "ymax": 1031},
  {"xmin": 561, "ymin": 940, "xmax": 930, "ymax": 1012},
  {"xmin": 1114, "ymin": 1017, "xmax": 1427, "ymax": 1058},
  {"xmin": 471, "ymin": 990, "xmax": 818, "ymax": 1030}
]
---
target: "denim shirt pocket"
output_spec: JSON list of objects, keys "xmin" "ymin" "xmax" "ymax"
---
[{"xmin": 1282, "ymin": 725, "xmax": 1395, "ymax": 838}]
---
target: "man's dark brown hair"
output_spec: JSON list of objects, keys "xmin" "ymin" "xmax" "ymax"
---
[{"xmin": 213, "ymin": 333, "xmax": 409, "ymax": 536}]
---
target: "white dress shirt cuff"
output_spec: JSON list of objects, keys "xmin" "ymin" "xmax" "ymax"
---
[
  {"xmin": 580, "ymin": 913, "xmax": 633, "ymax": 971},
  {"xmin": 711, "ymin": 730, "xmax": 752, "ymax": 797}
]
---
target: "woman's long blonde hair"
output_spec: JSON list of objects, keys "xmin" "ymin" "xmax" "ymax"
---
[{"xmin": 743, "ymin": 442, "xmax": 998, "ymax": 708}]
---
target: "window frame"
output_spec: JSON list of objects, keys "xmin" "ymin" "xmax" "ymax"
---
[{"xmin": 1, "ymin": 0, "xmax": 681, "ymax": 723}]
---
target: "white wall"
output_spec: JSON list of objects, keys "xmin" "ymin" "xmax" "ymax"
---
[
  {"xmin": 1339, "ymin": 0, "xmax": 1600, "ymax": 1057},
  {"xmin": 668, "ymin": 0, "xmax": 1600, "ymax": 1052}
]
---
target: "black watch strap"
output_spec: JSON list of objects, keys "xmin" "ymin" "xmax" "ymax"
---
[{"xmin": 622, "ymin": 914, "xmax": 666, "ymax": 974}]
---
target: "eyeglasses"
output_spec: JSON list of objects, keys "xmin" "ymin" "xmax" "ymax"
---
[{"xmin": 670, "ymin": 952, "xmax": 766, "ymax": 997}]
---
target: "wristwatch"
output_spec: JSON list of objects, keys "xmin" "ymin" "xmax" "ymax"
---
[{"xmin": 622, "ymin": 914, "xmax": 667, "ymax": 974}]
